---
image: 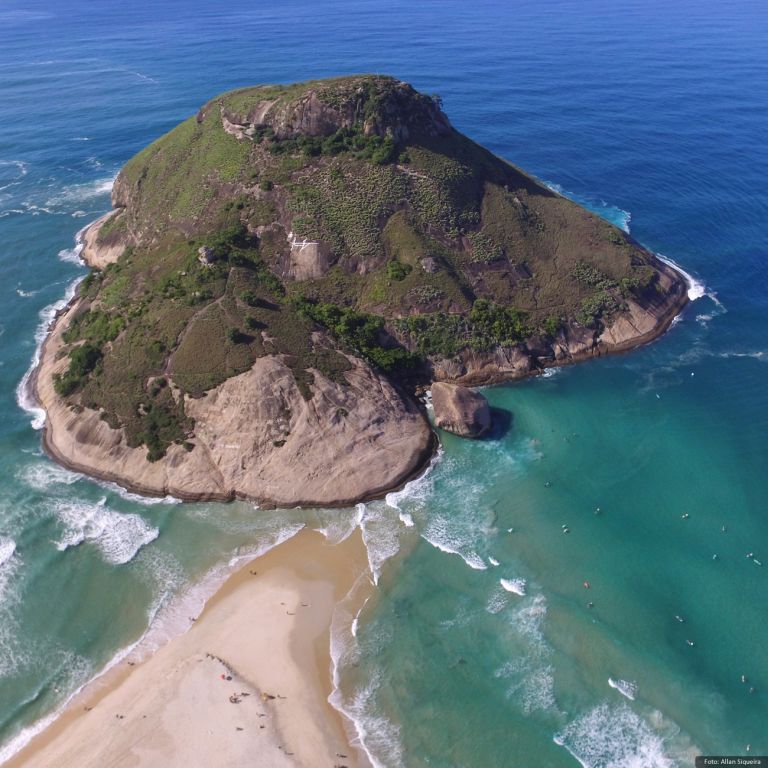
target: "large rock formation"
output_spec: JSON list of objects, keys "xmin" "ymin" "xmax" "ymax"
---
[
  {"xmin": 431, "ymin": 383, "xmax": 491, "ymax": 438},
  {"xmin": 32, "ymin": 75, "xmax": 690, "ymax": 504}
]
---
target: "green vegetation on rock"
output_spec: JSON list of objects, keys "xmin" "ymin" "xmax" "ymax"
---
[{"xmin": 57, "ymin": 74, "xmax": 681, "ymax": 459}]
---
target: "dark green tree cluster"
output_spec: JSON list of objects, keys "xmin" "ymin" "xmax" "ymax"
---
[
  {"xmin": 293, "ymin": 297, "xmax": 413, "ymax": 372},
  {"xmin": 267, "ymin": 125, "xmax": 400, "ymax": 165},
  {"xmin": 53, "ymin": 343, "xmax": 102, "ymax": 396}
]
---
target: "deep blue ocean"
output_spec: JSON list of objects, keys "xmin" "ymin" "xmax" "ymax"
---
[{"xmin": 1, "ymin": 1, "xmax": 767, "ymax": 765}]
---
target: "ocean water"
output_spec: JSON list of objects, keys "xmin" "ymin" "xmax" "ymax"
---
[{"xmin": 1, "ymin": 0, "xmax": 767, "ymax": 765}]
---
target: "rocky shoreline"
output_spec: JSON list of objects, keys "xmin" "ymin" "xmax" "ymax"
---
[
  {"xmin": 30, "ymin": 216, "xmax": 689, "ymax": 507},
  {"xmin": 32, "ymin": 217, "xmax": 437, "ymax": 508}
]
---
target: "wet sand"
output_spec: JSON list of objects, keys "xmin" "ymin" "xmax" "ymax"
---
[{"xmin": 7, "ymin": 528, "xmax": 370, "ymax": 768}]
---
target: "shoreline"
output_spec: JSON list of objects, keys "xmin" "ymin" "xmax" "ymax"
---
[
  {"xmin": 4, "ymin": 528, "xmax": 372, "ymax": 768},
  {"xmin": 28, "ymin": 216, "xmax": 691, "ymax": 508}
]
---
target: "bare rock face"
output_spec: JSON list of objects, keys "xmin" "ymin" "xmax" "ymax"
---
[
  {"xmin": 35, "ymin": 254, "xmax": 433, "ymax": 507},
  {"xmin": 219, "ymin": 77, "xmax": 451, "ymax": 144},
  {"xmin": 431, "ymin": 382, "xmax": 491, "ymax": 439}
]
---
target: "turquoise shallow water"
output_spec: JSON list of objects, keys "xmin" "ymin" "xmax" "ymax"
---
[{"xmin": 1, "ymin": 0, "xmax": 767, "ymax": 765}]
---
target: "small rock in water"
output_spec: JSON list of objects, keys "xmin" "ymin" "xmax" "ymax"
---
[{"xmin": 431, "ymin": 382, "xmax": 491, "ymax": 438}]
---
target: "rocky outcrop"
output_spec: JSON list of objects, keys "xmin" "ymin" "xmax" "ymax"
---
[
  {"xmin": 35, "ymin": 302, "xmax": 433, "ymax": 507},
  {"xmin": 431, "ymin": 383, "xmax": 491, "ymax": 439},
  {"xmin": 218, "ymin": 77, "xmax": 451, "ymax": 143},
  {"xmin": 31, "ymin": 76, "xmax": 695, "ymax": 506},
  {"xmin": 80, "ymin": 212, "xmax": 127, "ymax": 269},
  {"xmin": 35, "ymin": 217, "xmax": 434, "ymax": 506},
  {"xmin": 430, "ymin": 255, "xmax": 688, "ymax": 387}
]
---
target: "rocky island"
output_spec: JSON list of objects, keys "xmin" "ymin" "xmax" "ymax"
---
[{"xmin": 33, "ymin": 75, "xmax": 688, "ymax": 505}]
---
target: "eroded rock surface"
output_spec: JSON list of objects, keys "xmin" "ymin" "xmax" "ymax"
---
[{"xmin": 431, "ymin": 382, "xmax": 491, "ymax": 439}]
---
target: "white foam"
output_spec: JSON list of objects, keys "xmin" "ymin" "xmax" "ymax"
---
[
  {"xmin": 654, "ymin": 252, "xmax": 706, "ymax": 302},
  {"xmin": 16, "ymin": 273, "xmax": 83, "ymax": 430},
  {"xmin": 52, "ymin": 498, "xmax": 159, "ymax": 565},
  {"xmin": 93, "ymin": 479, "xmax": 181, "ymax": 506},
  {"xmin": 0, "ymin": 632, "xmax": 140, "ymax": 765},
  {"xmin": 493, "ymin": 595, "xmax": 560, "ymax": 717},
  {"xmin": 0, "ymin": 537, "xmax": 19, "ymax": 606},
  {"xmin": 45, "ymin": 176, "xmax": 115, "ymax": 208},
  {"xmin": 544, "ymin": 181, "xmax": 632, "ymax": 232},
  {"xmin": 500, "ymin": 577, "xmax": 527, "ymax": 596},
  {"xmin": 0, "ymin": 522, "xmax": 306, "ymax": 764},
  {"xmin": 486, "ymin": 588, "xmax": 509, "ymax": 614},
  {"xmin": 0, "ymin": 160, "xmax": 28, "ymax": 192},
  {"xmin": 135, "ymin": 523, "xmax": 304, "ymax": 656},
  {"xmin": 329, "ymin": 566, "xmax": 402, "ymax": 768},
  {"xmin": 384, "ymin": 445, "xmax": 444, "ymax": 514},
  {"xmin": 488, "ymin": 556, "xmax": 500, "ymax": 566},
  {"xmin": 357, "ymin": 503, "xmax": 404, "ymax": 584},
  {"xmin": 351, "ymin": 597, "xmax": 370, "ymax": 639},
  {"xmin": 718, "ymin": 349, "xmax": 766, "ymax": 361},
  {"xmin": 395, "ymin": 450, "xmax": 503, "ymax": 572},
  {"xmin": 57, "ymin": 242, "xmax": 85, "ymax": 264},
  {"xmin": 19, "ymin": 462, "xmax": 82, "ymax": 491},
  {"xmin": 554, "ymin": 702, "xmax": 674, "ymax": 768},
  {"xmin": 312, "ymin": 508, "xmax": 359, "ymax": 545},
  {"xmin": 609, "ymin": 677, "xmax": 638, "ymax": 701},
  {"xmin": 517, "ymin": 664, "xmax": 557, "ymax": 715},
  {"xmin": 329, "ymin": 665, "xmax": 403, "ymax": 768},
  {"xmin": 15, "ymin": 288, "xmax": 38, "ymax": 298},
  {"xmin": 422, "ymin": 526, "xmax": 487, "ymax": 569},
  {"xmin": 0, "ymin": 538, "xmax": 15, "ymax": 567}
]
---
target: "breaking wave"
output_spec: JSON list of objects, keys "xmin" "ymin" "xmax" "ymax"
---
[
  {"xmin": 52, "ymin": 498, "xmax": 159, "ymax": 565},
  {"xmin": 15, "ymin": 222, "xmax": 94, "ymax": 430},
  {"xmin": 0, "ymin": 538, "xmax": 19, "ymax": 604},
  {"xmin": 609, "ymin": 677, "xmax": 638, "ymax": 701},
  {"xmin": 554, "ymin": 703, "xmax": 675, "ymax": 768},
  {"xmin": 45, "ymin": 176, "xmax": 115, "ymax": 208},
  {"xmin": 544, "ymin": 181, "xmax": 632, "ymax": 232},
  {"xmin": 500, "ymin": 577, "xmax": 527, "ymax": 596}
]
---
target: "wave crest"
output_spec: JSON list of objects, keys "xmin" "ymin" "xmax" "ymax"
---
[{"xmin": 52, "ymin": 498, "xmax": 159, "ymax": 565}]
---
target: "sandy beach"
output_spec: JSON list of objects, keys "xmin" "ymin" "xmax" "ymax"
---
[{"xmin": 7, "ymin": 528, "xmax": 370, "ymax": 768}]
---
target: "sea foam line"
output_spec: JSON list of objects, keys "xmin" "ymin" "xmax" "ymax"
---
[
  {"xmin": 654, "ymin": 252, "xmax": 707, "ymax": 302},
  {"xmin": 15, "ymin": 275, "xmax": 82, "ymax": 430},
  {"xmin": 329, "ymin": 577, "xmax": 403, "ymax": 768},
  {"xmin": 0, "ymin": 523, "xmax": 305, "ymax": 765},
  {"xmin": 15, "ymin": 223, "xmax": 91, "ymax": 430}
]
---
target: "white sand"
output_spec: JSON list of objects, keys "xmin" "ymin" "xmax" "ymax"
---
[{"xmin": 8, "ymin": 529, "xmax": 369, "ymax": 768}]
